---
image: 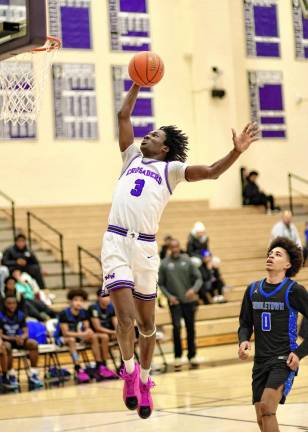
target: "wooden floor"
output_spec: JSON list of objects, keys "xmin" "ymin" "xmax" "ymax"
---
[{"xmin": 1, "ymin": 352, "xmax": 307, "ymax": 432}]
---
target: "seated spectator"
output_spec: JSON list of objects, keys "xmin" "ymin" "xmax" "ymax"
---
[
  {"xmin": 88, "ymin": 290, "xmax": 118, "ymax": 379},
  {"xmin": 159, "ymin": 235, "xmax": 173, "ymax": 260},
  {"xmin": 12, "ymin": 269, "xmax": 56, "ymax": 322},
  {"xmin": 198, "ymin": 251, "xmax": 226, "ymax": 304},
  {"xmin": 187, "ymin": 222, "xmax": 210, "ymax": 267},
  {"xmin": 0, "ymin": 336, "xmax": 18, "ymax": 391},
  {"xmin": 159, "ymin": 239, "xmax": 203, "ymax": 368},
  {"xmin": 0, "ymin": 295, "xmax": 43, "ymax": 389},
  {"xmin": 243, "ymin": 171, "xmax": 280, "ymax": 212},
  {"xmin": 1, "ymin": 234, "xmax": 46, "ymax": 289},
  {"xmin": 57, "ymin": 288, "xmax": 110, "ymax": 383},
  {"xmin": 270, "ymin": 211, "xmax": 302, "ymax": 248}
]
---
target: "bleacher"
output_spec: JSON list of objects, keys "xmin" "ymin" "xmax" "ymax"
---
[{"xmin": 9, "ymin": 200, "xmax": 307, "ymax": 352}]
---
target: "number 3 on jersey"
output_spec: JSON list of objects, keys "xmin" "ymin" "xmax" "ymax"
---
[
  {"xmin": 130, "ymin": 179, "xmax": 145, "ymax": 197},
  {"xmin": 261, "ymin": 312, "xmax": 271, "ymax": 331}
]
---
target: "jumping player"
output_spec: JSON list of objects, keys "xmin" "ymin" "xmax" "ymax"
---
[
  {"xmin": 238, "ymin": 237, "xmax": 308, "ymax": 432},
  {"xmin": 101, "ymin": 83, "xmax": 259, "ymax": 419}
]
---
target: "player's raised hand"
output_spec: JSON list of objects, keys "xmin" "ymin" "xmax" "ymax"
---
[
  {"xmin": 238, "ymin": 341, "xmax": 251, "ymax": 360},
  {"xmin": 232, "ymin": 122, "xmax": 260, "ymax": 153},
  {"xmin": 287, "ymin": 352, "xmax": 300, "ymax": 371}
]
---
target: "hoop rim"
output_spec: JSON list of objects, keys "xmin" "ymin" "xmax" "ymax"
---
[{"xmin": 32, "ymin": 36, "xmax": 61, "ymax": 53}]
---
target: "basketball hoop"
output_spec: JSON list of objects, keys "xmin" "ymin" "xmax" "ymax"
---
[{"xmin": 0, "ymin": 36, "xmax": 61, "ymax": 125}]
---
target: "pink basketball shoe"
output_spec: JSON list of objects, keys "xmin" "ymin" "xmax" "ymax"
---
[
  {"xmin": 76, "ymin": 369, "xmax": 90, "ymax": 384},
  {"xmin": 138, "ymin": 377, "xmax": 155, "ymax": 419},
  {"xmin": 98, "ymin": 365, "xmax": 118, "ymax": 380},
  {"xmin": 120, "ymin": 363, "xmax": 141, "ymax": 410}
]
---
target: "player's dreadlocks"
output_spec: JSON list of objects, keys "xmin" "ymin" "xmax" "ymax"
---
[
  {"xmin": 160, "ymin": 125, "xmax": 189, "ymax": 163},
  {"xmin": 268, "ymin": 236, "xmax": 303, "ymax": 277}
]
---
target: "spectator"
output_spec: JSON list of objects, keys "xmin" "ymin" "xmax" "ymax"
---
[
  {"xmin": 187, "ymin": 222, "xmax": 209, "ymax": 267},
  {"xmin": 198, "ymin": 251, "xmax": 226, "ymax": 304},
  {"xmin": 243, "ymin": 171, "xmax": 280, "ymax": 212},
  {"xmin": 0, "ymin": 295, "xmax": 43, "ymax": 389},
  {"xmin": 57, "ymin": 288, "xmax": 110, "ymax": 383},
  {"xmin": 159, "ymin": 235, "xmax": 173, "ymax": 260},
  {"xmin": 12, "ymin": 269, "xmax": 56, "ymax": 322},
  {"xmin": 0, "ymin": 336, "xmax": 18, "ymax": 391},
  {"xmin": 1, "ymin": 234, "xmax": 46, "ymax": 289},
  {"xmin": 270, "ymin": 211, "xmax": 302, "ymax": 248},
  {"xmin": 158, "ymin": 239, "xmax": 202, "ymax": 369},
  {"xmin": 88, "ymin": 290, "xmax": 118, "ymax": 379}
]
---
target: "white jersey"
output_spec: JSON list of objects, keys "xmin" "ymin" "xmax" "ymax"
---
[{"xmin": 108, "ymin": 144, "xmax": 187, "ymax": 234}]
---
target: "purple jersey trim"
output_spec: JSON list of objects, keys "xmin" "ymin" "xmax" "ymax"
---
[
  {"xmin": 164, "ymin": 162, "xmax": 172, "ymax": 195},
  {"xmin": 107, "ymin": 225, "xmax": 156, "ymax": 241},
  {"xmin": 133, "ymin": 291, "xmax": 157, "ymax": 300},
  {"xmin": 141, "ymin": 159, "xmax": 162, "ymax": 165},
  {"xmin": 119, "ymin": 153, "xmax": 141, "ymax": 179},
  {"xmin": 105, "ymin": 279, "xmax": 135, "ymax": 289}
]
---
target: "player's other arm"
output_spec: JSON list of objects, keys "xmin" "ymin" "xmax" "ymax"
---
[
  {"xmin": 185, "ymin": 122, "xmax": 260, "ymax": 181},
  {"xmin": 117, "ymin": 83, "xmax": 141, "ymax": 152},
  {"xmin": 287, "ymin": 285, "xmax": 308, "ymax": 369},
  {"xmin": 238, "ymin": 286, "xmax": 254, "ymax": 360}
]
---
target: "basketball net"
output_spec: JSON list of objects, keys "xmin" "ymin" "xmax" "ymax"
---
[{"xmin": 0, "ymin": 36, "xmax": 61, "ymax": 126}]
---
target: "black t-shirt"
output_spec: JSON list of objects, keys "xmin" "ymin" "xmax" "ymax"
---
[
  {"xmin": 0, "ymin": 310, "xmax": 26, "ymax": 337},
  {"xmin": 238, "ymin": 278, "xmax": 308, "ymax": 361},
  {"xmin": 58, "ymin": 307, "xmax": 88, "ymax": 335},
  {"xmin": 88, "ymin": 302, "xmax": 115, "ymax": 330}
]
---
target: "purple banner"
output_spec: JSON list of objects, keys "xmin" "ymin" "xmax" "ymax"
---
[
  {"xmin": 109, "ymin": 0, "xmax": 151, "ymax": 52},
  {"xmin": 248, "ymin": 71, "xmax": 286, "ymax": 139},
  {"xmin": 244, "ymin": 0, "xmax": 280, "ymax": 58},
  {"xmin": 49, "ymin": 0, "xmax": 92, "ymax": 50}
]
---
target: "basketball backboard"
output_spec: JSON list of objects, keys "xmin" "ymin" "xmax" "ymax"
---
[{"xmin": 0, "ymin": 0, "xmax": 47, "ymax": 60}]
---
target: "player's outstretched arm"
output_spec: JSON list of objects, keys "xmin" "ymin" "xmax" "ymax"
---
[
  {"xmin": 117, "ymin": 83, "xmax": 140, "ymax": 152},
  {"xmin": 185, "ymin": 122, "xmax": 260, "ymax": 181}
]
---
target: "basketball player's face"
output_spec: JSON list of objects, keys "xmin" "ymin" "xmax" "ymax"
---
[
  {"xmin": 266, "ymin": 247, "xmax": 291, "ymax": 274},
  {"xmin": 140, "ymin": 129, "xmax": 168, "ymax": 159}
]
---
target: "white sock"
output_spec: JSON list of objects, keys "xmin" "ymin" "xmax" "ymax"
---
[
  {"xmin": 140, "ymin": 367, "xmax": 151, "ymax": 384},
  {"xmin": 123, "ymin": 356, "xmax": 135, "ymax": 374},
  {"xmin": 30, "ymin": 368, "xmax": 39, "ymax": 376}
]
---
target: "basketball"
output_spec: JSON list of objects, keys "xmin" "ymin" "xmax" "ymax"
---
[{"xmin": 128, "ymin": 51, "xmax": 164, "ymax": 87}]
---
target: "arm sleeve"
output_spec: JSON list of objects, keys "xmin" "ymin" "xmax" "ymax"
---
[
  {"xmin": 158, "ymin": 264, "xmax": 172, "ymax": 299},
  {"xmin": 289, "ymin": 284, "xmax": 308, "ymax": 359},
  {"xmin": 238, "ymin": 286, "xmax": 254, "ymax": 344},
  {"xmin": 190, "ymin": 264, "xmax": 203, "ymax": 293},
  {"xmin": 166, "ymin": 161, "xmax": 188, "ymax": 192}
]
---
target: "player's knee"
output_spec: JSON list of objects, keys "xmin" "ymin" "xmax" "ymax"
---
[
  {"xmin": 65, "ymin": 337, "xmax": 76, "ymax": 346},
  {"xmin": 26, "ymin": 339, "xmax": 38, "ymax": 350},
  {"xmin": 259, "ymin": 401, "xmax": 275, "ymax": 418},
  {"xmin": 99, "ymin": 333, "xmax": 109, "ymax": 342},
  {"xmin": 117, "ymin": 315, "xmax": 135, "ymax": 332},
  {"xmin": 138, "ymin": 319, "xmax": 155, "ymax": 334}
]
